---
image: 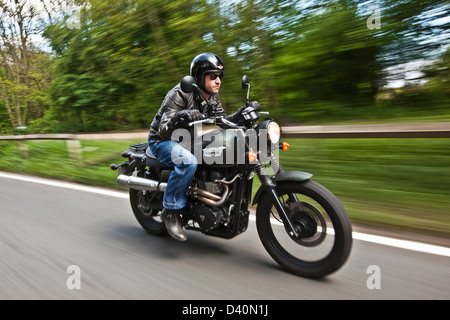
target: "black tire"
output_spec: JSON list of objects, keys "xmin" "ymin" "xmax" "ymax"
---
[
  {"xmin": 256, "ymin": 180, "xmax": 352, "ymax": 278},
  {"xmin": 130, "ymin": 188, "xmax": 167, "ymax": 236}
]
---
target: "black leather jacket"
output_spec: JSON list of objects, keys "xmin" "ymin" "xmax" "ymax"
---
[{"xmin": 148, "ymin": 83, "xmax": 225, "ymax": 141}]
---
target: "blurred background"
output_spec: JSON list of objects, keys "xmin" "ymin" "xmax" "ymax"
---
[
  {"xmin": 0, "ymin": 0, "xmax": 449, "ymax": 236},
  {"xmin": 1, "ymin": 0, "xmax": 449, "ymax": 132}
]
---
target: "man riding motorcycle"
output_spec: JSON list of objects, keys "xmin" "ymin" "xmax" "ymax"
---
[{"xmin": 147, "ymin": 52, "xmax": 260, "ymax": 241}]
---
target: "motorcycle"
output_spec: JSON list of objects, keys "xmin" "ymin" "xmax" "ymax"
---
[{"xmin": 110, "ymin": 75, "xmax": 352, "ymax": 278}]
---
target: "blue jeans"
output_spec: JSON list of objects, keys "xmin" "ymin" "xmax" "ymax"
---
[{"xmin": 148, "ymin": 139, "xmax": 198, "ymax": 210}]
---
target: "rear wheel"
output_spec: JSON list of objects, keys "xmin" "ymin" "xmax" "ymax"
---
[
  {"xmin": 256, "ymin": 180, "xmax": 352, "ymax": 278},
  {"xmin": 130, "ymin": 189, "xmax": 166, "ymax": 235}
]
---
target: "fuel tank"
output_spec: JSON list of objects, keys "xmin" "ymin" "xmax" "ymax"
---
[{"xmin": 192, "ymin": 127, "xmax": 247, "ymax": 167}]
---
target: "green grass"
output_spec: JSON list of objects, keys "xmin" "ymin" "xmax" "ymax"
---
[
  {"xmin": 278, "ymin": 138, "xmax": 450, "ymax": 236},
  {"xmin": 0, "ymin": 137, "xmax": 449, "ymax": 237}
]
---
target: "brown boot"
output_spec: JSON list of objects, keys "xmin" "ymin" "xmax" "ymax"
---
[{"xmin": 161, "ymin": 209, "xmax": 187, "ymax": 241}]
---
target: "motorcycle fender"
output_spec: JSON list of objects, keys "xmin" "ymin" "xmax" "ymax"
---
[{"xmin": 251, "ymin": 171, "xmax": 313, "ymax": 205}]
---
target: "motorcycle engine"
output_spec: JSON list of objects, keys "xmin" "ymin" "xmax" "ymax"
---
[
  {"xmin": 192, "ymin": 167, "xmax": 229, "ymax": 232},
  {"xmin": 193, "ymin": 203, "xmax": 227, "ymax": 232}
]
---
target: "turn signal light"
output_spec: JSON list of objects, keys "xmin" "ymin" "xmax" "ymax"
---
[
  {"xmin": 282, "ymin": 141, "xmax": 290, "ymax": 151},
  {"xmin": 248, "ymin": 151, "xmax": 258, "ymax": 162}
]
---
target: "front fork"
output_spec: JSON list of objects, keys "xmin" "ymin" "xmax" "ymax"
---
[{"xmin": 255, "ymin": 158, "xmax": 300, "ymax": 238}]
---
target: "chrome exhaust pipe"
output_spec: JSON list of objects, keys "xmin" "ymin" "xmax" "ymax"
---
[
  {"xmin": 189, "ymin": 186, "xmax": 222, "ymax": 201},
  {"xmin": 118, "ymin": 174, "xmax": 231, "ymax": 207},
  {"xmin": 117, "ymin": 174, "xmax": 167, "ymax": 192},
  {"xmin": 188, "ymin": 184, "xmax": 231, "ymax": 207}
]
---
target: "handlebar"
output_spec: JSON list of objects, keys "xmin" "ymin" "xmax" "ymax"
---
[
  {"xmin": 188, "ymin": 116, "xmax": 243, "ymax": 129},
  {"xmin": 188, "ymin": 111, "xmax": 269, "ymax": 129},
  {"xmin": 188, "ymin": 118, "xmax": 216, "ymax": 127}
]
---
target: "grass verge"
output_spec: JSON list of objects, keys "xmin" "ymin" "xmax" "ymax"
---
[{"xmin": 0, "ymin": 137, "xmax": 449, "ymax": 237}]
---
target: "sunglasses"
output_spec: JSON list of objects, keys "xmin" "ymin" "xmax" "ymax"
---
[{"xmin": 208, "ymin": 73, "xmax": 224, "ymax": 81}]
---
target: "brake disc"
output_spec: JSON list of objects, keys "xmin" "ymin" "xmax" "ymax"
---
[{"xmin": 288, "ymin": 201, "xmax": 327, "ymax": 247}]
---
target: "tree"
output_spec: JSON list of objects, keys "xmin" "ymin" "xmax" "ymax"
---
[
  {"xmin": 261, "ymin": 1, "xmax": 383, "ymax": 122},
  {"xmin": 33, "ymin": 0, "xmax": 450, "ymax": 132},
  {"xmin": 41, "ymin": 0, "xmax": 222, "ymax": 132},
  {"xmin": 0, "ymin": 0, "xmax": 65, "ymax": 133},
  {"xmin": 375, "ymin": 0, "xmax": 450, "ymax": 86}
]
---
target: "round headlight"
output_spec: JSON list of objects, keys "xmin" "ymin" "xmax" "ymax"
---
[{"xmin": 267, "ymin": 121, "xmax": 281, "ymax": 144}]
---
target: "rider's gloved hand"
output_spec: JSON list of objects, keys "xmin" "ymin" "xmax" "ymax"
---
[
  {"xmin": 245, "ymin": 101, "xmax": 261, "ymax": 113},
  {"xmin": 171, "ymin": 109, "xmax": 203, "ymax": 128},
  {"xmin": 206, "ymin": 100, "xmax": 225, "ymax": 117},
  {"xmin": 226, "ymin": 101, "xmax": 261, "ymax": 124},
  {"xmin": 239, "ymin": 101, "xmax": 261, "ymax": 124}
]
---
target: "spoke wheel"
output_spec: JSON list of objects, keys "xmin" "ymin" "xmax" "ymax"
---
[{"xmin": 256, "ymin": 180, "xmax": 352, "ymax": 278}]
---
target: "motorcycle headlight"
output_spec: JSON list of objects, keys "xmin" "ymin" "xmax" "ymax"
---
[{"xmin": 267, "ymin": 121, "xmax": 281, "ymax": 144}]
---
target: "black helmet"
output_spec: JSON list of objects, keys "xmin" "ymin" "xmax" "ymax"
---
[{"xmin": 190, "ymin": 52, "xmax": 224, "ymax": 90}]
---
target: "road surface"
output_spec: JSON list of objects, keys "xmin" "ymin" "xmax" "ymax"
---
[{"xmin": 0, "ymin": 172, "xmax": 448, "ymax": 300}]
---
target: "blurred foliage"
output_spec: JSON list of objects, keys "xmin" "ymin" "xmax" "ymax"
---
[
  {"xmin": 375, "ymin": 46, "xmax": 450, "ymax": 119},
  {"xmin": 0, "ymin": 0, "xmax": 449, "ymax": 133}
]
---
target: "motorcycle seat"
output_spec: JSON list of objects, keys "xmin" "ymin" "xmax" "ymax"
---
[
  {"xmin": 145, "ymin": 148, "xmax": 167, "ymax": 168},
  {"xmin": 146, "ymin": 156, "xmax": 167, "ymax": 168}
]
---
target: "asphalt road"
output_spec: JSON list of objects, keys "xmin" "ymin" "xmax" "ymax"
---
[{"xmin": 0, "ymin": 172, "xmax": 448, "ymax": 300}]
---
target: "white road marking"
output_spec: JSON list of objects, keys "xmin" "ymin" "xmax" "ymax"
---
[
  {"xmin": 0, "ymin": 171, "xmax": 128, "ymax": 199},
  {"xmin": 1, "ymin": 171, "xmax": 449, "ymax": 257}
]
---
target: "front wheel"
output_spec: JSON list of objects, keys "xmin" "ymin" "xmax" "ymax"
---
[{"xmin": 256, "ymin": 180, "xmax": 352, "ymax": 278}]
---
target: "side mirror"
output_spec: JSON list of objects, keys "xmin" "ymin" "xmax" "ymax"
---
[
  {"xmin": 180, "ymin": 75, "xmax": 196, "ymax": 93},
  {"xmin": 242, "ymin": 75, "xmax": 251, "ymax": 103},
  {"xmin": 242, "ymin": 75, "xmax": 249, "ymax": 90}
]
